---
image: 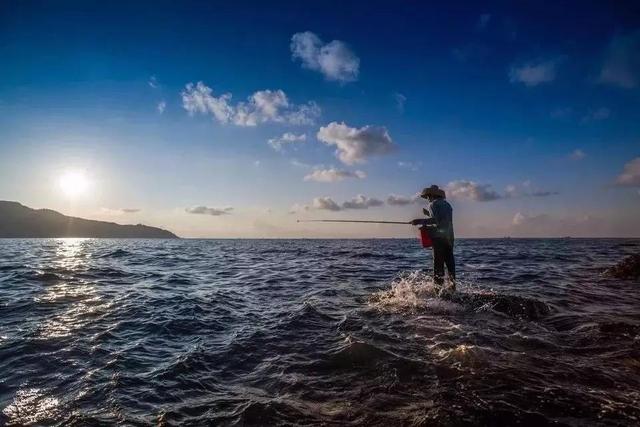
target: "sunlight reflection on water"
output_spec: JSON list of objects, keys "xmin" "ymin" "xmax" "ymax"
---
[
  {"xmin": 0, "ymin": 238, "xmax": 639, "ymax": 425},
  {"xmin": 34, "ymin": 239, "xmax": 101, "ymax": 339},
  {"xmin": 1, "ymin": 388, "xmax": 60, "ymax": 425}
]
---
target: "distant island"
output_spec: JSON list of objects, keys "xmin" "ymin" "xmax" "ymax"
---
[{"xmin": 0, "ymin": 201, "xmax": 178, "ymax": 238}]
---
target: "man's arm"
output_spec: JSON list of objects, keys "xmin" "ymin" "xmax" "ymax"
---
[
  {"xmin": 412, "ymin": 204, "xmax": 439, "ymax": 226},
  {"xmin": 422, "ymin": 203, "xmax": 442, "ymax": 226},
  {"xmin": 412, "ymin": 218, "xmax": 437, "ymax": 226}
]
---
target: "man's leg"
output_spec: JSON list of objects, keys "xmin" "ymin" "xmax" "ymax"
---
[
  {"xmin": 444, "ymin": 243, "xmax": 456, "ymax": 291},
  {"xmin": 432, "ymin": 240, "xmax": 445, "ymax": 286}
]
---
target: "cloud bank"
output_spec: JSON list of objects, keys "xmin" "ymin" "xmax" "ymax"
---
[
  {"xmin": 616, "ymin": 157, "xmax": 640, "ymax": 186},
  {"xmin": 182, "ymin": 82, "xmax": 320, "ymax": 127},
  {"xmin": 304, "ymin": 168, "xmax": 366, "ymax": 183},
  {"xmin": 342, "ymin": 195, "xmax": 384, "ymax": 209},
  {"xmin": 311, "ymin": 197, "xmax": 342, "ymax": 211},
  {"xmin": 446, "ymin": 180, "xmax": 502, "ymax": 201},
  {"xmin": 317, "ymin": 122, "xmax": 395, "ymax": 165},
  {"xmin": 291, "ymin": 31, "xmax": 360, "ymax": 82},
  {"xmin": 185, "ymin": 206, "xmax": 233, "ymax": 216},
  {"xmin": 292, "ymin": 194, "xmax": 385, "ymax": 212},
  {"xmin": 386, "ymin": 194, "xmax": 420, "ymax": 206},
  {"xmin": 445, "ymin": 180, "xmax": 558, "ymax": 201}
]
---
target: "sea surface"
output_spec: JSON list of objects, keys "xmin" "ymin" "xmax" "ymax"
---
[{"xmin": 0, "ymin": 238, "xmax": 639, "ymax": 426}]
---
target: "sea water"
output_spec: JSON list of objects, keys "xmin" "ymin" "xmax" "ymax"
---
[{"xmin": 0, "ymin": 238, "xmax": 639, "ymax": 425}]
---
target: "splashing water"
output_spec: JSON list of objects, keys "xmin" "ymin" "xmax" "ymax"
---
[{"xmin": 368, "ymin": 271, "xmax": 463, "ymax": 313}]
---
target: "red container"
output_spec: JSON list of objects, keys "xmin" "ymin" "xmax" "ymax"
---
[{"xmin": 419, "ymin": 227, "xmax": 432, "ymax": 248}]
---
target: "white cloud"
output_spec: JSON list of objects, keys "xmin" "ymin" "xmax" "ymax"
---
[
  {"xmin": 233, "ymin": 89, "xmax": 289, "ymax": 126},
  {"xmin": 582, "ymin": 107, "xmax": 611, "ymax": 122},
  {"xmin": 185, "ymin": 206, "xmax": 233, "ymax": 216},
  {"xmin": 512, "ymin": 212, "xmax": 527, "ymax": 225},
  {"xmin": 616, "ymin": 157, "xmax": 640, "ymax": 186},
  {"xmin": 291, "ymin": 31, "xmax": 360, "ymax": 82},
  {"xmin": 284, "ymin": 102, "xmax": 322, "ymax": 125},
  {"xmin": 182, "ymin": 82, "xmax": 234, "ymax": 123},
  {"xmin": 100, "ymin": 207, "xmax": 141, "ymax": 216},
  {"xmin": 157, "ymin": 101, "xmax": 166, "ymax": 114},
  {"xmin": 289, "ymin": 203, "xmax": 310, "ymax": 214},
  {"xmin": 397, "ymin": 161, "xmax": 421, "ymax": 171},
  {"xmin": 268, "ymin": 133, "xmax": 307, "ymax": 151},
  {"xmin": 148, "ymin": 75, "xmax": 159, "ymax": 88},
  {"xmin": 446, "ymin": 180, "xmax": 502, "ymax": 201},
  {"xmin": 304, "ymin": 168, "xmax": 366, "ymax": 183},
  {"xmin": 317, "ymin": 121, "xmax": 395, "ymax": 165},
  {"xmin": 290, "ymin": 159, "xmax": 312, "ymax": 168},
  {"xmin": 569, "ymin": 149, "xmax": 586, "ymax": 160},
  {"xmin": 312, "ymin": 196, "xmax": 342, "ymax": 211},
  {"xmin": 504, "ymin": 181, "xmax": 559, "ymax": 198},
  {"xmin": 181, "ymin": 82, "xmax": 320, "ymax": 127},
  {"xmin": 293, "ymin": 194, "xmax": 384, "ymax": 212},
  {"xmin": 509, "ymin": 58, "xmax": 560, "ymax": 86},
  {"xmin": 599, "ymin": 30, "xmax": 640, "ymax": 89},
  {"xmin": 342, "ymin": 194, "xmax": 384, "ymax": 210},
  {"xmin": 504, "ymin": 184, "xmax": 518, "ymax": 198},
  {"xmin": 477, "ymin": 13, "xmax": 491, "ymax": 30},
  {"xmin": 393, "ymin": 92, "xmax": 406, "ymax": 112},
  {"xmin": 386, "ymin": 194, "xmax": 420, "ymax": 206}
]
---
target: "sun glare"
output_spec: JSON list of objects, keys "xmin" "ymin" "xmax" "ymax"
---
[{"xmin": 58, "ymin": 171, "xmax": 90, "ymax": 197}]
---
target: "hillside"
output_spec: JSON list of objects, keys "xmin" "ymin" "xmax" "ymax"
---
[{"xmin": 0, "ymin": 201, "xmax": 178, "ymax": 238}]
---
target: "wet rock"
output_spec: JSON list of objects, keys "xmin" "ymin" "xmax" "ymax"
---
[{"xmin": 604, "ymin": 254, "xmax": 640, "ymax": 280}]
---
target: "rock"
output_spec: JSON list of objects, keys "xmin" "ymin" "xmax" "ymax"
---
[{"xmin": 604, "ymin": 254, "xmax": 640, "ymax": 280}]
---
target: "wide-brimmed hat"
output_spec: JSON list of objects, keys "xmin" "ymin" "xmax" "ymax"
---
[{"xmin": 420, "ymin": 185, "xmax": 446, "ymax": 199}]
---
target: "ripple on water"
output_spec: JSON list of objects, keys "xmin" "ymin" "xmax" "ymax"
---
[{"xmin": 0, "ymin": 238, "xmax": 639, "ymax": 425}]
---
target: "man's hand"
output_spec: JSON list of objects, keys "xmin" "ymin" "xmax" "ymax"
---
[{"xmin": 411, "ymin": 219, "xmax": 424, "ymax": 226}]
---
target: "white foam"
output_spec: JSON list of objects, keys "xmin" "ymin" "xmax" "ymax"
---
[{"xmin": 368, "ymin": 271, "xmax": 462, "ymax": 314}]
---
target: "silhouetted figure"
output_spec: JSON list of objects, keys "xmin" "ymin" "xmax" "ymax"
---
[{"xmin": 411, "ymin": 185, "xmax": 455, "ymax": 291}]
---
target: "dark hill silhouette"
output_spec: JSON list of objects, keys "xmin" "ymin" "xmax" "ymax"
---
[{"xmin": 0, "ymin": 201, "xmax": 178, "ymax": 238}]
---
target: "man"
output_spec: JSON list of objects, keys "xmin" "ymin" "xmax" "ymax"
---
[{"xmin": 411, "ymin": 185, "xmax": 456, "ymax": 291}]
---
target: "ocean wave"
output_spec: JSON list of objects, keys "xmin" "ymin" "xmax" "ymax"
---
[{"xmin": 1, "ymin": 238, "xmax": 639, "ymax": 425}]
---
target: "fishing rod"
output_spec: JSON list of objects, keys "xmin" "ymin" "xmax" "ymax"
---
[
  {"xmin": 296, "ymin": 218, "xmax": 434, "ymax": 248},
  {"xmin": 296, "ymin": 219, "xmax": 410, "ymax": 225}
]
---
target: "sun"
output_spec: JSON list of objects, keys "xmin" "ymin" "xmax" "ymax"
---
[{"xmin": 58, "ymin": 171, "xmax": 90, "ymax": 197}]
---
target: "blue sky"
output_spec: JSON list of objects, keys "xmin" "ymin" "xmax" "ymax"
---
[{"xmin": 1, "ymin": 1, "xmax": 639, "ymax": 237}]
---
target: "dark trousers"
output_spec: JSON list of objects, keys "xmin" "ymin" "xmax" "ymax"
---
[{"xmin": 432, "ymin": 238, "xmax": 455, "ymax": 286}]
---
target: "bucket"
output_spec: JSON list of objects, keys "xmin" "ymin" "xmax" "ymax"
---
[{"xmin": 419, "ymin": 226, "xmax": 432, "ymax": 248}]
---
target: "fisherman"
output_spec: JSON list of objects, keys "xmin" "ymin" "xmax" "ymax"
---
[{"xmin": 411, "ymin": 185, "xmax": 456, "ymax": 291}]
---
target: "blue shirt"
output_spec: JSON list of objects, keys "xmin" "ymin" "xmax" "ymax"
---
[{"xmin": 425, "ymin": 198, "xmax": 454, "ymax": 244}]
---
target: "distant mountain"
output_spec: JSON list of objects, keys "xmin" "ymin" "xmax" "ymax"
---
[{"xmin": 0, "ymin": 201, "xmax": 178, "ymax": 238}]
